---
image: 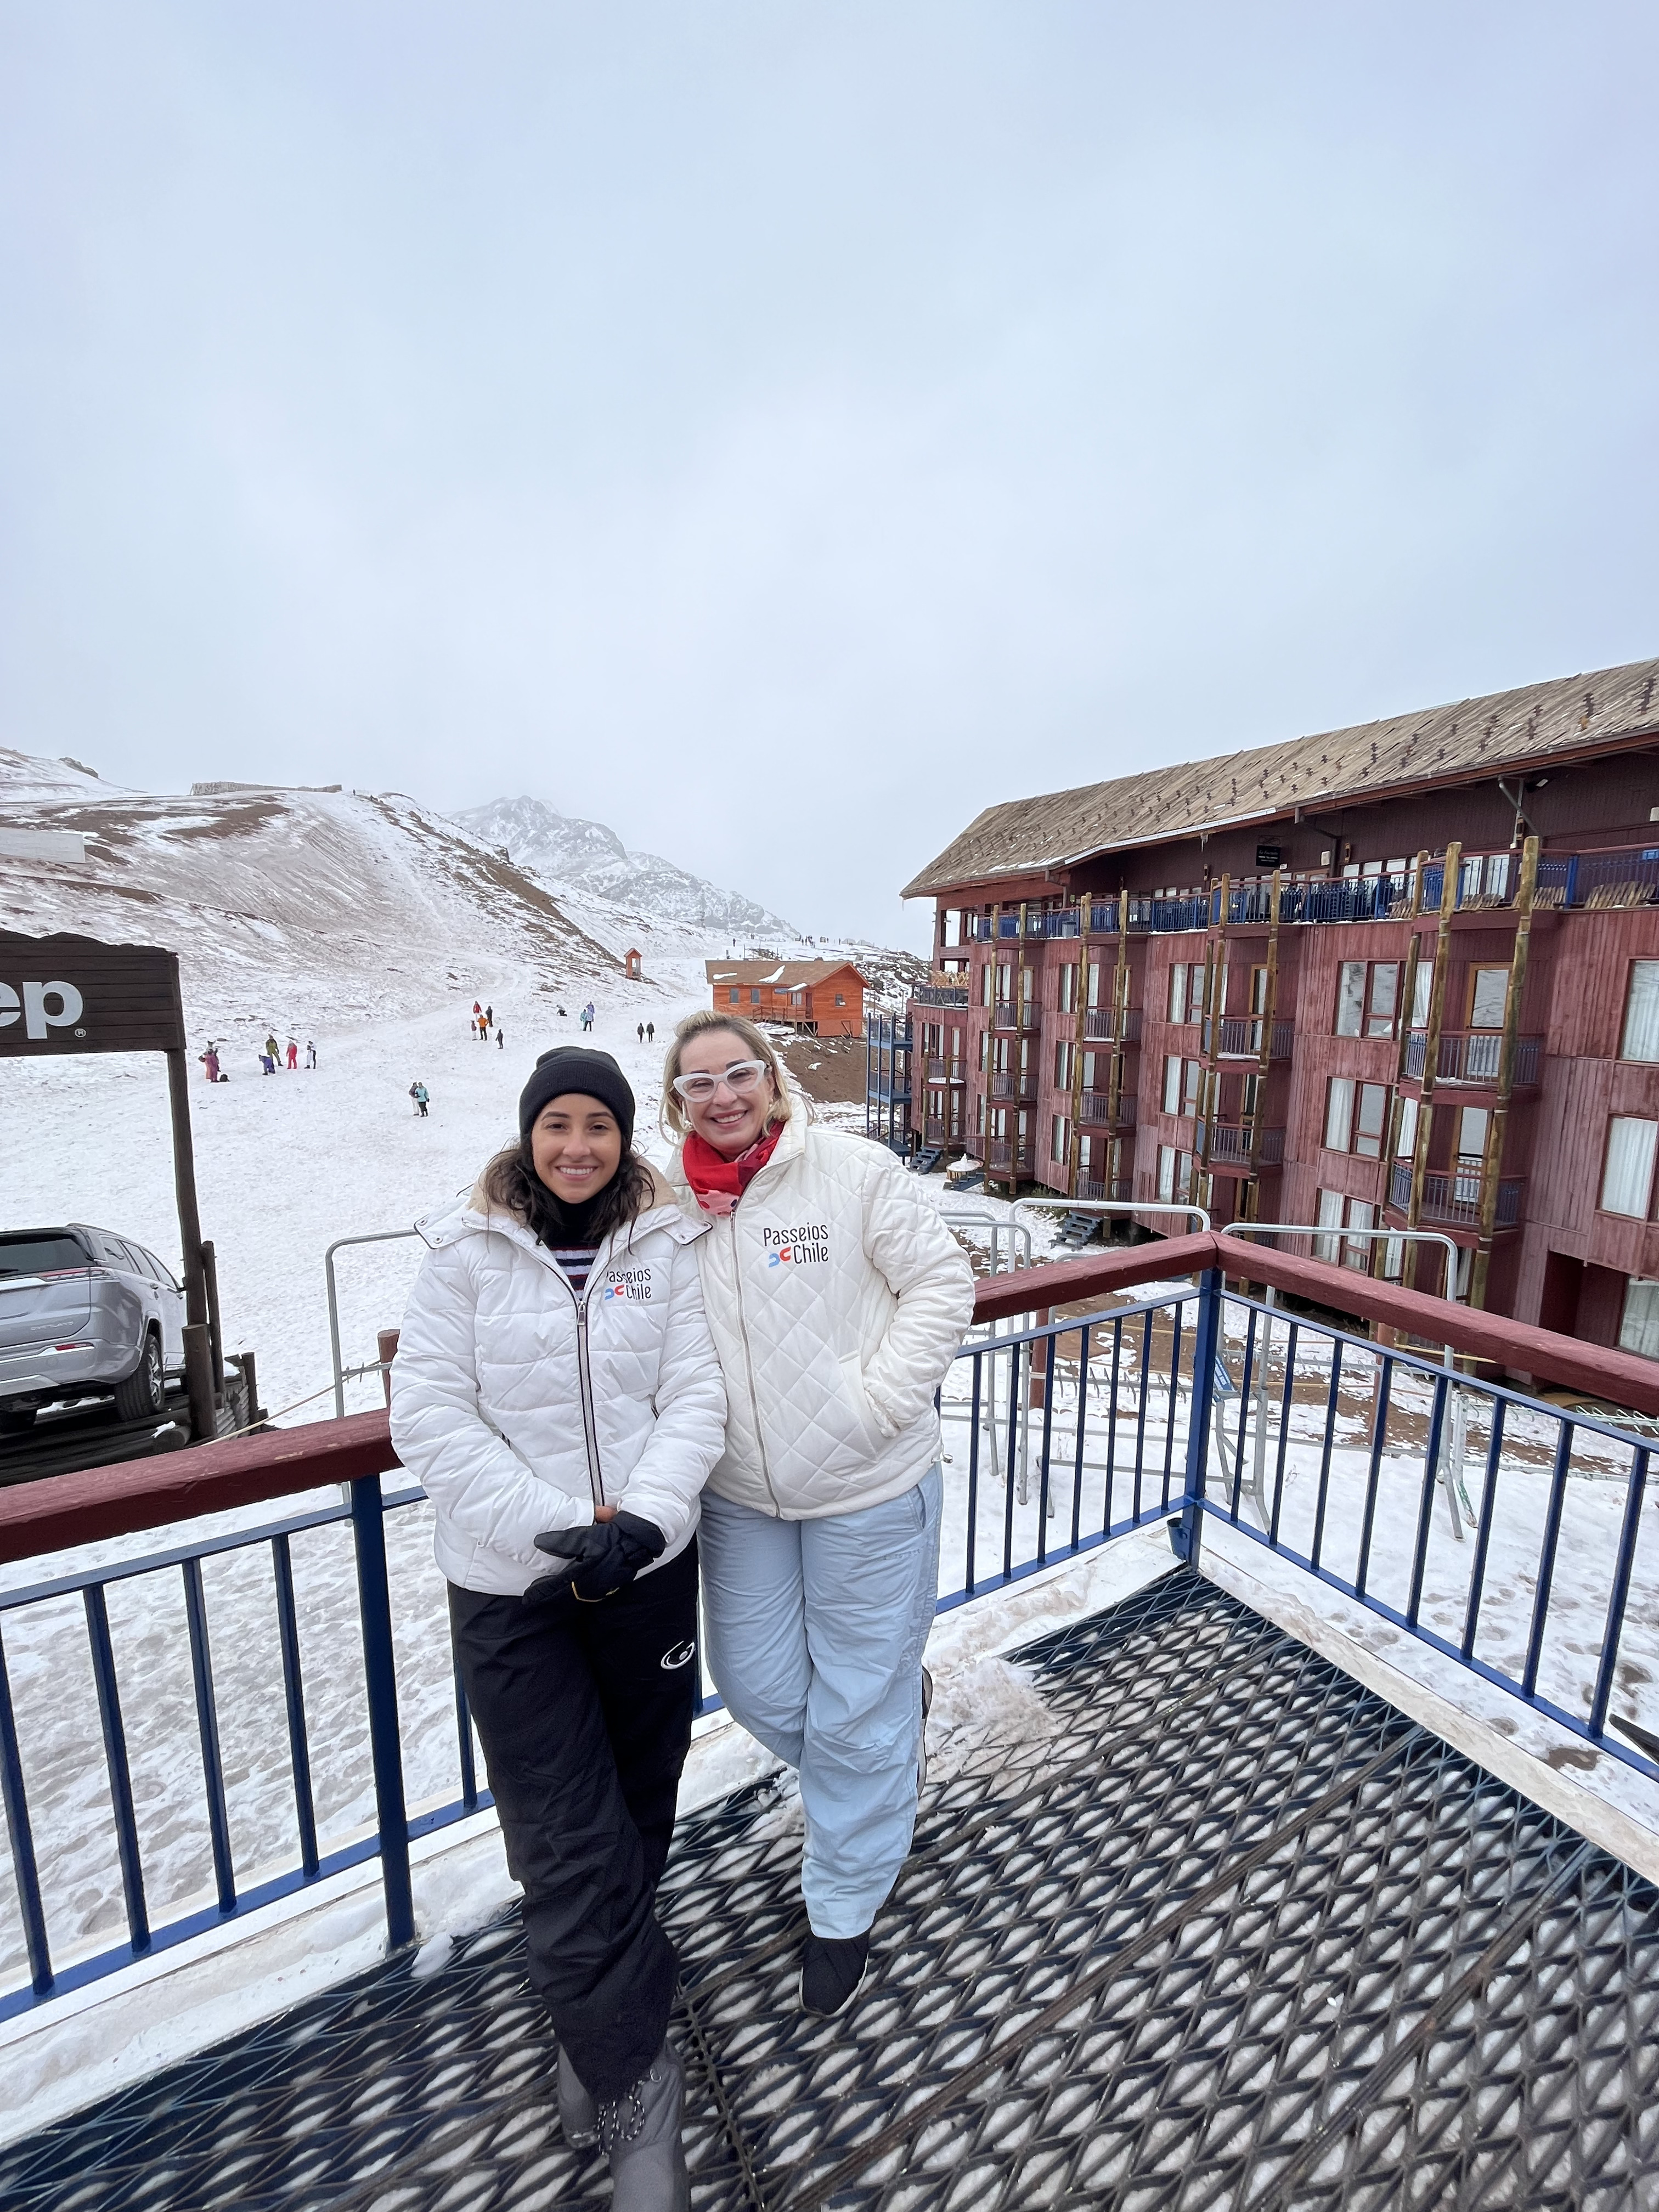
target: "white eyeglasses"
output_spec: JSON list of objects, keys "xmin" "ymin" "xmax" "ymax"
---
[{"xmin": 672, "ymin": 1059, "xmax": 770, "ymax": 1104}]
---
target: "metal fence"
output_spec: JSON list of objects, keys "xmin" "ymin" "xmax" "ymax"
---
[{"xmin": 4, "ymin": 1248, "xmax": 1658, "ymax": 2025}]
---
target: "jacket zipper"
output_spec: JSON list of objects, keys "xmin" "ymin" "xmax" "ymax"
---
[
  {"xmin": 727, "ymin": 1178, "xmax": 785, "ymax": 1518},
  {"xmin": 539, "ymin": 1244, "xmax": 607, "ymax": 1512},
  {"xmin": 572, "ymin": 1294, "xmax": 605, "ymax": 1511}
]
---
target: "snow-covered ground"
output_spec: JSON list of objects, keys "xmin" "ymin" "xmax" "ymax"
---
[{"xmin": 2, "ymin": 751, "xmax": 1657, "ymax": 2048}]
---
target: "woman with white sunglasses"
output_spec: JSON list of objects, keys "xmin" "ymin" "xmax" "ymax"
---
[{"xmin": 662, "ymin": 1009, "xmax": 974, "ymax": 2017}]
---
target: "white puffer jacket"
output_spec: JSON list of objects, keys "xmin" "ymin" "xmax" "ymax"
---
[
  {"xmin": 667, "ymin": 1114, "xmax": 975, "ymax": 1519},
  {"xmin": 390, "ymin": 1172, "xmax": 726, "ymax": 1595}
]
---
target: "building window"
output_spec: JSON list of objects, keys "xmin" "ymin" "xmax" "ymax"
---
[
  {"xmin": 729, "ymin": 987, "xmax": 740, "ymax": 1005},
  {"xmin": 1164, "ymin": 1057, "xmax": 1199, "ymax": 1115},
  {"xmin": 1057, "ymin": 963, "xmax": 1078, "ymax": 1013},
  {"xmin": 1469, "ymin": 967, "xmax": 1509, "ymax": 1030},
  {"xmin": 1054, "ymin": 1040, "xmax": 1074, "ymax": 1090},
  {"xmin": 1314, "ymin": 1188, "xmax": 1345, "ymax": 1262},
  {"xmin": 1052, "ymin": 1114, "xmax": 1070, "ymax": 1164},
  {"xmin": 1167, "ymin": 963, "xmax": 1204, "ymax": 1023},
  {"xmin": 1621, "ymin": 963, "xmax": 1659, "ymax": 1063},
  {"xmin": 834, "ymin": 993, "xmax": 845, "ymax": 1006},
  {"xmin": 1324, "ymin": 1079, "xmax": 1388, "ymax": 1157},
  {"xmin": 1621, "ymin": 1281, "xmax": 1659, "ymax": 1360},
  {"xmin": 1355, "ymin": 1085, "xmax": 1388, "ymax": 1158},
  {"xmin": 1396, "ymin": 1095, "xmax": 1419, "ymax": 1159},
  {"xmin": 750, "ymin": 988, "xmax": 760, "ymax": 1005},
  {"xmin": 1601, "ymin": 1117, "xmax": 1659, "ymax": 1219},
  {"xmin": 1158, "ymin": 1145, "xmax": 1176, "ymax": 1202},
  {"xmin": 1336, "ymin": 961, "xmax": 1400, "ymax": 1038},
  {"xmin": 1410, "ymin": 961, "xmax": 1431, "ymax": 1028},
  {"xmin": 1344, "ymin": 1200, "xmax": 1376, "ymax": 1271}
]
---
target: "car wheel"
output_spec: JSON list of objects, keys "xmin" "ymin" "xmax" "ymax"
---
[
  {"xmin": 114, "ymin": 1332, "xmax": 166, "ymax": 1421},
  {"xmin": 0, "ymin": 1406, "xmax": 37, "ymax": 1436}
]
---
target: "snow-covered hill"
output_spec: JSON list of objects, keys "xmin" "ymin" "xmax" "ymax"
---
[
  {"xmin": 0, "ymin": 760, "xmax": 625, "ymax": 1039},
  {"xmin": 457, "ymin": 794, "xmax": 796, "ymax": 941}
]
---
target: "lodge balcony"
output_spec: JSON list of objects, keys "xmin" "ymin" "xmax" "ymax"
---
[
  {"xmin": 1075, "ymin": 1174, "xmax": 1135, "ymax": 1201},
  {"xmin": 1387, "ymin": 1162, "xmax": 1525, "ymax": 1229},
  {"xmin": 1207, "ymin": 1015, "xmax": 1294, "ymax": 1060},
  {"xmin": 989, "ymin": 1071, "xmax": 1039, "ymax": 1103},
  {"xmin": 1402, "ymin": 1030, "xmax": 1543, "ymax": 1087},
  {"xmin": 990, "ymin": 1001, "xmax": 1041, "ymax": 1031},
  {"xmin": 986, "ymin": 1136, "xmax": 1036, "ymax": 1173},
  {"xmin": 1078, "ymin": 1088, "xmax": 1137, "ymax": 1128},
  {"xmin": 923, "ymin": 1055, "xmax": 966, "ymax": 1082},
  {"xmin": 1198, "ymin": 1119, "xmax": 1286, "ymax": 1167},
  {"xmin": 3, "ymin": 1244, "xmax": 1657, "ymax": 2210},
  {"xmin": 1080, "ymin": 1006, "xmax": 1143, "ymax": 1045}
]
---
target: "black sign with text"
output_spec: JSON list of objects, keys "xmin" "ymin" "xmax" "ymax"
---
[{"xmin": 0, "ymin": 930, "xmax": 185, "ymax": 1056}]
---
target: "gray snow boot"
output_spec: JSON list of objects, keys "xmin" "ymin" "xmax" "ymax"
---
[
  {"xmin": 557, "ymin": 2045, "xmax": 597, "ymax": 2149},
  {"xmin": 597, "ymin": 2042, "xmax": 689, "ymax": 2211}
]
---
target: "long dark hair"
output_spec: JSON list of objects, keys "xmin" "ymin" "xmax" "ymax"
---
[{"xmin": 481, "ymin": 1135, "xmax": 654, "ymax": 1248}]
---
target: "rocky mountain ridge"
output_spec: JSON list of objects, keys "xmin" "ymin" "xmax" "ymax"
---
[{"xmin": 456, "ymin": 794, "xmax": 796, "ymax": 941}]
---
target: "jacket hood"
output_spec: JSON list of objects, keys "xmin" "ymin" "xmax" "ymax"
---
[{"xmin": 417, "ymin": 1161, "xmax": 702, "ymax": 1251}]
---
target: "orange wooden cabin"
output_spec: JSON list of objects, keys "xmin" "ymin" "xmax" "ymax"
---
[{"xmin": 706, "ymin": 959, "xmax": 866, "ymax": 1037}]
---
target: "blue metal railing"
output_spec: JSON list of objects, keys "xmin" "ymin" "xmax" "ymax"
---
[
  {"xmin": 940, "ymin": 1275, "xmax": 1659, "ymax": 1788},
  {"xmin": 6, "ymin": 1266, "xmax": 1658, "ymax": 2021},
  {"xmin": 957, "ymin": 843, "xmax": 1659, "ymax": 953}
]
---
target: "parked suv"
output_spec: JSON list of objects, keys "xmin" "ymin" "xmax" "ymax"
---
[{"xmin": 0, "ymin": 1226, "xmax": 187, "ymax": 1433}]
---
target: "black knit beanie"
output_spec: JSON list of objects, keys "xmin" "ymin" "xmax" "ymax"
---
[{"xmin": 518, "ymin": 1047, "xmax": 636, "ymax": 1149}]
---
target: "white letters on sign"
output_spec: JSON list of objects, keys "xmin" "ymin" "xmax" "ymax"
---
[{"xmin": 0, "ymin": 981, "xmax": 86, "ymax": 1039}]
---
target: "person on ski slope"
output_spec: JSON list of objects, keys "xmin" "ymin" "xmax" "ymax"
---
[
  {"xmin": 306, "ymin": 1041, "xmax": 317, "ymax": 1069},
  {"xmin": 200, "ymin": 1044, "xmax": 220, "ymax": 1082},
  {"xmin": 485, "ymin": 1003, "xmax": 493, "ymax": 1027},
  {"xmin": 264, "ymin": 1031, "xmax": 282, "ymax": 1068},
  {"xmin": 392, "ymin": 1049, "xmax": 724, "ymax": 2210},
  {"xmin": 497, "ymin": 1026, "xmax": 505, "ymax": 1049},
  {"xmin": 637, "ymin": 1023, "xmax": 645, "ymax": 1045},
  {"xmin": 646, "ymin": 1022, "xmax": 655, "ymax": 1045},
  {"xmin": 410, "ymin": 1081, "xmax": 430, "ymax": 1117},
  {"xmin": 286, "ymin": 1039, "xmax": 298, "ymax": 1069},
  {"xmin": 662, "ymin": 1010, "xmax": 974, "ymax": 2019}
]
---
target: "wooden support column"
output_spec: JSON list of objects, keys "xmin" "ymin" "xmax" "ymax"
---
[
  {"xmin": 1108, "ymin": 889, "xmax": 1130, "ymax": 1201},
  {"xmin": 1468, "ymin": 836, "xmax": 1541, "ymax": 1312},
  {"xmin": 1404, "ymin": 843, "xmax": 1461, "ymax": 1294},
  {"xmin": 1067, "ymin": 907, "xmax": 1088, "ymax": 1199}
]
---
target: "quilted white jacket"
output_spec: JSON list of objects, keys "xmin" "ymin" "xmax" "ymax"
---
[
  {"xmin": 667, "ymin": 1114, "xmax": 976, "ymax": 1519},
  {"xmin": 390, "ymin": 1173, "xmax": 727, "ymax": 1595}
]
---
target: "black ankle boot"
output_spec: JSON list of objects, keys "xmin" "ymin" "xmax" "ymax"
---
[
  {"xmin": 800, "ymin": 1930, "xmax": 870, "ymax": 2017},
  {"xmin": 596, "ymin": 2042, "xmax": 688, "ymax": 2211}
]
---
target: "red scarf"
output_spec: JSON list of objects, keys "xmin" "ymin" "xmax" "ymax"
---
[{"xmin": 682, "ymin": 1124, "xmax": 783, "ymax": 1215}]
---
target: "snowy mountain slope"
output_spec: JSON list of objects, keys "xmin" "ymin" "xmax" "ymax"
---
[
  {"xmin": 0, "ymin": 761, "xmax": 625, "ymax": 1036},
  {"xmin": 456, "ymin": 794, "xmax": 797, "ymax": 940}
]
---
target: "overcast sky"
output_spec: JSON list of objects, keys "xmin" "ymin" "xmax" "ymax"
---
[{"xmin": 3, "ymin": 5, "xmax": 1657, "ymax": 949}]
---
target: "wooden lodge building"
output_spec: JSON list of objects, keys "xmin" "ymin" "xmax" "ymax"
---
[
  {"xmin": 897, "ymin": 653, "xmax": 1659, "ymax": 1348},
  {"xmin": 707, "ymin": 958, "xmax": 865, "ymax": 1037}
]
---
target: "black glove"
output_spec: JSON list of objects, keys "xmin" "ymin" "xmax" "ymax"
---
[{"xmin": 525, "ymin": 1510, "xmax": 666, "ymax": 1604}]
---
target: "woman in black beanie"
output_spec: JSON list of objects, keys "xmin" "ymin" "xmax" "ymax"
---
[{"xmin": 392, "ymin": 1048, "xmax": 725, "ymax": 2211}]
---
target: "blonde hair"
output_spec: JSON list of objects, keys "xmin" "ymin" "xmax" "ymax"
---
[{"xmin": 660, "ymin": 1009, "xmax": 798, "ymax": 1141}]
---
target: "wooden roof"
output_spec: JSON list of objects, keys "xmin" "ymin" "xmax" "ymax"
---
[
  {"xmin": 706, "ymin": 959, "xmax": 865, "ymax": 990},
  {"xmin": 902, "ymin": 655, "xmax": 1659, "ymax": 899}
]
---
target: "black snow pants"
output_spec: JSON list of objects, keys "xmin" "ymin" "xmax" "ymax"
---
[{"xmin": 447, "ymin": 1541, "xmax": 698, "ymax": 2100}]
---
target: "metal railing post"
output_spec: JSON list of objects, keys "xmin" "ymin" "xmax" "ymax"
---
[
  {"xmin": 1173, "ymin": 1269, "xmax": 1223, "ymax": 1566},
  {"xmin": 349, "ymin": 1475, "xmax": 415, "ymax": 1951}
]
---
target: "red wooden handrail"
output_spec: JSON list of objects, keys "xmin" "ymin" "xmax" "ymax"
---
[{"xmin": 2, "ymin": 1234, "xmax": 1656, "ymax": 1568}]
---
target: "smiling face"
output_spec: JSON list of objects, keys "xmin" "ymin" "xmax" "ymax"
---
[
  {"xmin": 676, "ymin": 1027, "xmax": 779, "ymax": 1157},
  {"xmin": 529, "ymin": 1093, "xmax": 623, "ymax": 1205}
]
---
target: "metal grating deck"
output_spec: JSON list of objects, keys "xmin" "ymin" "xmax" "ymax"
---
[{"xmin": 4, "ymin": 1570, "xmax": 1657, "ymax": 2211}]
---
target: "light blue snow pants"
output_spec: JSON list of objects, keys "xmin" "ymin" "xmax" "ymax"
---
[{"xmin": 698, "ymin": 1465, "xmax": 943, "ymax": 1940}]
